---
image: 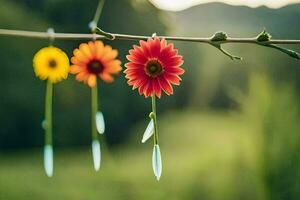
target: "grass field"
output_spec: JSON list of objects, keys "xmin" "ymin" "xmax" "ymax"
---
[{"xmin": 0, "ymin": 111, "xmax": 266, "ymax": 200}]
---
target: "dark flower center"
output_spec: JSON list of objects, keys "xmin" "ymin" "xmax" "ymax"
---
[
  {"xmin": 145, "ymin": 59, "xmax": 163, "ymax": 77},
  {"xmin": 87, "ymin": 60, "xmax": 103, "ymax": 74},
  {"xmin": 48, "ymin": 59, "xmax": 57, "ymax": 68}
]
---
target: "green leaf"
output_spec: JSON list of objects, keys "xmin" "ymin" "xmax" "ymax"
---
[
  {"xmin": 263, "ymin": 44, "xmax": 300, "ymax": 60},
  {"xmin": 142, "ymin": 119, "xmax": 154, "ymax": 143},
  {"xmin": 92, "ymin": 140, "xmax": 101, "ymax": 171},
  {"xmin": 152, "ymin": 144, "xmax": 162, "ymax": 181},
  {"xmin": 257, "ymin": 29, "xmax": 272, "ymax": 42},
  {"xmin": 96, "ymin": 111, "xmax": 105, "ymax": 134},
  {"xmin": 44, "ymin": 144, "xmax": 53, "ymax": 177},
  {"xmin": 41, "ymin": 119, "xmax": 47, "ymax": 130},
  {"xmin": 211, "ymin": 31, "xmax": 228, "ymax": 42},
  {"xmin": 95, "ymin": 27, "xmax": 115, "ymax": 40}
]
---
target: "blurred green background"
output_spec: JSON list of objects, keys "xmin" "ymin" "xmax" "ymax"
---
[{"xmin": 0, "ymin": 0, "xmax": 299, "ymax": 199}]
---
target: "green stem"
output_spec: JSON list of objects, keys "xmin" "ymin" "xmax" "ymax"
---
[
  {"xmin": 210, "ymin": 43, "xmax": 242, "ymax": 60},
  {"xmin": 151, "ymin": 94, "xmax": 159, "ymax": 145},
  {"xmin": 45, "ymin": 80, "xmax": 53, "ymax": 145},
  {"xmin": 258, "ymin": 43, "xmax": 300, "ymax": 60},
  {"xmin": 92, "ymin": 0, "xmax": 106, "ymax": 27},
  {"xmin": 91, "ymin": 81, "xmax": 98, "ymax": 141}
]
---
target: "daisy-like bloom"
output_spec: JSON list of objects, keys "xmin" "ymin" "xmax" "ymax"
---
[
  {"xmin": 124, "ymin": 38, "xmax": 184, "ymax": 98},
  {"xmin": 33, "ymin": 46, "xmax": 70, "ymax": 83},
  {"xmin": 70, "ymin": 41, "xmax": 122, "ymax": 87}
]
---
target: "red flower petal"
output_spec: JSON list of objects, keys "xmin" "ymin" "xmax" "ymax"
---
[
  {"xmin": 139, "ymin": 40, "xmax": 152, "ymax": 58},
  {"xmin": 124, "ymin": 69, "xmax": 145, "ymax": 79},
  {"xmin": 160, "ymin": 38, "xmax": 167, "ymax": 49},
  {"xmin": 126, "ymin": 55, "xmax": 146, "ymax": 65},
  {"xmin": 158, "ymin": 76, "xmax": 173, "ymax": 95},
  {"xmin": 148, "ymin": 38, "xmax": 161, "ymax": 58},
  {"xmin": 153, "ymin": 78, "xmax": 162, "ymax": 98},
  {"xmin": 163, "ymin": 72, "xmax": 181, "ymax": 85},
  {"xmin": 162, "ymin": 56, "xmax": 184, "ymax": 67},
  {"xmin": 132, "ymin": 76, "xmax": 148, "ymax": 90},
  {"xmin": 165, "ymin": 67, "xmax": 185, "ymax": 75},
  {"xmin": 138, "ymin": 82, "xmax": 147, "ymax": 96},
  {"xmin": 145, "ymin": 80, "xmax": 154, "ymax": 97},
  {"xmin": 159, "ymin": 45, "xmax": 177, "ymax": 64},
  {"xmin": 125, "ymin": 62, "xmax": 145, "ymax": 69}
]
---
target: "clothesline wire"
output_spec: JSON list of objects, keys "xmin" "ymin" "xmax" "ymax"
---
[{"xmin": 1, "ymin": 28, "xmax": 300, "ymax": 44}]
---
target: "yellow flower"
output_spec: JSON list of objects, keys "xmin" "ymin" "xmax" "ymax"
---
[{"xmin": 33, "ymin": 46, "xmax": 70, "ymax": 83}]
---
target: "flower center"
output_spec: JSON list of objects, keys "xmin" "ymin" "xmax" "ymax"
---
[
  {"xmin": 145, "ymin": 59, "xmax": 163, "ymax": 77},
  {"xmin": 87, "ymin": 60, "xmax": 103, "ymax": 74},
  {"xmin": 48, "ymin": 59, "xmax": 57, "ymax": 68}
]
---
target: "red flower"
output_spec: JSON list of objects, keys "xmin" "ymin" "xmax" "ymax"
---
[{"xmin": 124, "ymin": 38, "xmax": 184, "ymax": 98}]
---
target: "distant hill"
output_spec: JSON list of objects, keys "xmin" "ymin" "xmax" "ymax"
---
[
  {"xmin": 161, "ymin": 3, "xmax": 300, "ymax": 108},
  {"xmin": 166, "ymin": 3, "xmax": 300, "ymax": 39}
]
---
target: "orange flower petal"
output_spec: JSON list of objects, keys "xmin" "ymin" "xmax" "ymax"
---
[
  {"xmin": 102, "ymin": 49, "xmax": 118, "ymax": 61},
  {"xmin": 101, "ymin": 46, "xmax": 114, "ymax": 60},
  {"xmin": 95, "ymin": 41, "xmax": 105, "ymax": 58},
  {"xmin": 99, "ymin": 73, "xmax": 114, "ymax": 83},
  {"xmin": 71, "ymin": 57, "xmax": 86, "ymax": 66},
  {"xmin": 70, "ymin": 65, "xmax": 83, "ymax": 74},
  {"xmin": 73, "ymin": 49, "xmax": 89, "ymax": 63},
  {"xmin": 88, "ymin": 41, "xmax": 97, "ymax": 55},
  {"xmin": 76, "ymin": 71, "xmax": 89, "ymax": 81},
  {"xmin": 79, "ymin": 43, "xmax": 93, "ymax": 59},
  {"xmin": 87, "ymin": 75, "xmax": 97, "ymax": 87},
  {"xmin": 104, "ymin": 60, "xmax": 122, "ymax": 73},
  {"xmin": 105, "ymin": 65, "xmax": 122, "ymax": 74}
]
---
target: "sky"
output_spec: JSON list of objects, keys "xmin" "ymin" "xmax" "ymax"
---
[{"xmin": 149, "ymin": 0, "xmax": 300, "ymax": 11}]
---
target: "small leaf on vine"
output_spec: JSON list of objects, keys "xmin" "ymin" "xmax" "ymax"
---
[
  {"xmin": 256, "ymin": 29, "xmax": 300, "ymax": 59},
  {"xmin": 94, "ymin": 27, "xmax": 115, "ymax": 40},
  {"xmin": 210, "ymin": 32, "xmax": 242, "ymax": 60},
  {"xmin": 211, "ymin": 31, "xmax": 228, "ymax": 42},
  {"xmin": 142, "ymin": 119, "xmax": 154, "ymax": 143},
  {"xmin": 257, "ymin": 29, "xmax": 272, "ymax": 42},
  {"xmin": 149, "ymin": 112, "xmax": 155, "ymax": 119}
]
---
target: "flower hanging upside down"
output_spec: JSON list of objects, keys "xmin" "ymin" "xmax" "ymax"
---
[
  {"xmin": 70, "ymin": 41, "xmax": 122, "ymax": 87},
  {"xmin": 70, "ymin": 40, "xmax": 121, "ymax": 172},
  {"xmin": 125, "ymin": 38, "xmax": 184, "ymax": 181},
  {"xmin": 124, "ymin": 37, "xmax": 184, "ymax": 98},
  {"xmin": 33, "ymin": 46, "xmax": 70, "ymax": 83},
  {"xmin": 33, "ymin": 46, "xmax": 70, "ymax": 177}
]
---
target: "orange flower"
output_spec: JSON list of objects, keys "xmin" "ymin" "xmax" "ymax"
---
[{"xmin": 70, "ymin": 41, "xmax": 122, "ymax": 87}]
